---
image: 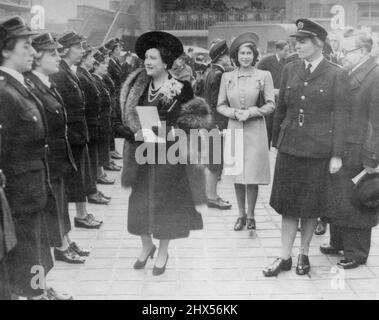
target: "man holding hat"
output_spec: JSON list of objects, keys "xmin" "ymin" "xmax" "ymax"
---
[
  {"xmin": 51, "ymin": 31, "xmax": 103, "ymax": 230},
  {"xmin": 321, "ymin": 28, "xmax": 379, "ymax": 269},
  {"xmin": 204, "ymin": 39, "xmax": 232, "ymax": 210}
]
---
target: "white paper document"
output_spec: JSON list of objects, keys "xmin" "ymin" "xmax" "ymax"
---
[
  {"xmin": 135, "ymin": 106, "xmax": 166, "ymax": 143},
  {"xmin": 352, "ymin": 169, "xmax": 368, "ymax": 185}
]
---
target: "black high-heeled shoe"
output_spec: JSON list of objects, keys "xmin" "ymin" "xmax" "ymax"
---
[
  {"xmin": 234, "ymin": 216, "xmax": 247, "ymax": 231},
  {"xmin": 153, "ymin": 254, "xmax": 169, "ymax": 276},
  {"xmin": 133, "ymin": 245, "xmax": 157, "ymax": 270},
  {"xmin": 296, "ymin": 254, "xmax": 311, "ymax": 276},
  {"xmin": 247, "ymin": 218, "xmax": 256, "ymax": 230}
]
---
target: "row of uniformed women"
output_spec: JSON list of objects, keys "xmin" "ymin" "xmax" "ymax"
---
[{"xmin": 0, "ymin": 16, "xmax": 125, "ymax": 299}]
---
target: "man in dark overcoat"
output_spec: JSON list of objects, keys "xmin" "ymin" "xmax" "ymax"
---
[
  {"xmin": 258, "ymin": 40, "xmax": 290, "ymax": 149},
  {"xmin": 321, "ymin": 28, "xmax": 379, "ymax": 269},
  {"xmin": 204, "ymin": 40, "xmax": 231, "ymax": 210}
]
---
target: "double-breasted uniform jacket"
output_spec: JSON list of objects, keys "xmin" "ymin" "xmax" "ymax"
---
[
  {"xmin": 93, "ymin": 74, "xmax": 112, "ymax": 139},
  {"xmin": 204, "ymin": 64, "xmax": 228, "ymax": 131},
  {"xmin": 272, "ymin": 58, "xmax": 350, "ymax": 159},
  {"xmin": 25, "ymin": 72, "xmax": 77, "ymax": 180},
  {"xmin": 77, "ymin": 66, "xmax": 101, "ymax": 142},
  {"xmin": 258, "ymin": 54, "xmax": 285, "ymax": 89},
  {"xmin": 0, "ymin": 70, "xmax": 51, "ymax": 215},
  {"xmin": 51, "ymin": 60, "xmax": 89, "ymax": 146},
  {"xmin": 324, "ymin": 57, "xmax": 379, "ymax": 229}
]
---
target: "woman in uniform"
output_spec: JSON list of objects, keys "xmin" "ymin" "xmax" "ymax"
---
[
  {"xmin": 217, "ymin": 33, "xmax": 275, "ymax": 231},
  {"xmin": 26, "ymin": 32, "xmax": 90, "ymax": 264},
  {"xmin": 263, "ymin": 19, "xmax": 350, "ymax": 277},
  {"xmin": 51, "ymin": 31, "xmax": 102, "ymax": 230},
  {"xmin": 91, "ymin": 51, "xmax": 115, "ymax": 185},
  {"xmin": 120, "ymin": 31, "xmax": 211, "ymax": 276},
  {"xmin": 0, "ymin": 16, "xmax": 70, "ymax": 300},
  {"xmin": 77, "ymin": 43, "xmax": 112, "ymax": 202}
]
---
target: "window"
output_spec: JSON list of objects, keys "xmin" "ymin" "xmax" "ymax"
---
[
  {"xmin": 358, "ymin": 3, "xmax": 379, "ymax": 18},
  {"xmin": 309, "ymin": 3, "xmax": 334, "ymax": 18}
]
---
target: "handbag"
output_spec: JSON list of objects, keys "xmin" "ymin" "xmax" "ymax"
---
[{"xmin": 256, "ymin": 80, "xmax": 266, "ymax": 108}]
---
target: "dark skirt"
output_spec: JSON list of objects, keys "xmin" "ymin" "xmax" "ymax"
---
[
  {"xmin": 270, "ymin": 152, "xmax": 329, "ymax": 218},
  {"xmin": 0, "ymin": 259, "xmax": 11, "ymax": 300},
  {"xmin": 98, "ymin": 136, "xmax": 110, "ymax": 167},
  {"xmin": 128, "ymin": 162, "xmax": 203, "ymax": 240},
  {"xmin": 45, "ymin": 177, "xmax": 71, "ymax": 247},
  {"xmin": 64, "ymin": 144, "xmax": 91, "ymax": 202},
  {"xmin": 87, "ymin": 139, "xmax": 99, "ymax": 194},
  {"xmin": 6, "ymin": 211, "xmax": 54, "ymax": 298}
]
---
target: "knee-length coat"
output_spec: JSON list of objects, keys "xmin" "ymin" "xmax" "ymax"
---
[
  {"xmin": 120, "ymin": 68, "xmax": 212, "ymax": 239},
  {"xmin": 324, "ymin": 57, "xmax": 379, "ymax": 229}
]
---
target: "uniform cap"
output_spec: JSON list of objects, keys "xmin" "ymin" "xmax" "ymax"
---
[
  {"xmin": 209, "ymin": 40, "xmax": 229, "ymax": 63},
  {"xmin": 32, "ymin": 32, "xmax": 62, "ymax": 52},
  {"xmin": 291, "ymin": 19, "xmax": 328, "ymax": 42}
]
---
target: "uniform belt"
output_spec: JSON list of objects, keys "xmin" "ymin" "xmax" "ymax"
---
[
  {"xmin": 286, "ymin": 111, "xmax": 332, "ymax": 125},
  {"xmin": 67, "ymin": 109, "xmax": 85, "ymax": 122}
]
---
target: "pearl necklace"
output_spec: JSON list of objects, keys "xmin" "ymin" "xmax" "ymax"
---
[{"xmin": 148, "ymin": 82, "xmax": 163, "ymax": 103}]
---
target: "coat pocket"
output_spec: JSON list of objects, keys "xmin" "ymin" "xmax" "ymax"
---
[
  {"xmin": 300, "ymin": 123, "xmax": 333, "ymax": 156},
  {"xmin": 6, "ymin": 161, "xmax": 47, "ymax": 215}
]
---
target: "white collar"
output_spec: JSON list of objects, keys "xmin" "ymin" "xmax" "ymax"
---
[
  {"xmin": 304, "ymin": 55, "xmax": 324, "ymax": 73},
  {"xmin": 276, "ymin": 54, "xmax": 281, "ymax": 63},
  {"xmin": 351, "ymin": 56, "xmax": 370, "ymax": 73},
  {"xmin": 93, "ymin": 73, "xmax": 103, "ymax": 80},
  {"xmin": 0, "ymin": 66, "xmax": 26, "ymax": 87},
  {"xmin": 71, "ymin": 65, "xmax": 77, "ymax": 73},
  {"xmin": 32, "ymin": 70, "xmax": 51, "ymax": 88}
]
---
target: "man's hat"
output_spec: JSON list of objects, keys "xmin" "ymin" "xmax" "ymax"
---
[
  {"xmin": 0, "ymin": 16, "xmax": 38, "ymax": 44},
  {"xmin": 93, "ymin": 51, "xmax": 107, "ymax": 63},
  {"xmin": 354, "ymin": 172, "xmax": 379, "ymax": 210},
  {"xmin": 230, "ymin": 32, "xmax": 259, "ymax": 58},
  {"xmin": 58, "ymin": 31, "xmax": 84, "ymax": 48},
  {"xmin": 32, "ymin": 32, "xmax": 62, "ymax": 52},
  {"xmin": 210, "ymin": 40, "xmax": 229, "ymax": 63},
  {"xmin": 291, "ymin": 18, "xmax": 328, "ymax": 42},
  {"xmin": 135, "ymin": 31, "xmax": 183, "ymax": 61}
]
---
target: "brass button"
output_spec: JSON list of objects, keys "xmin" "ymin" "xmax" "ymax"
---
[
  {"xmin": 304, "ymin": 82, "xmax": 308, "ymax": 86},
  {"xmin": 300, "ymin": 109, "xmax": 304, "ymax": 113},
  {"xmin": 33, "ymin": 116, "xmax": 38, "ymax": 122},
  {"xmin": 301, "ymin": 96, "xmax": 306, "ymax": 100}
]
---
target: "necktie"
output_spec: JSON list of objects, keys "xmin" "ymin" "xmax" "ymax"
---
[{"xmin": 305, "ymin": 63, "xmax": 312, "ymax": 78}]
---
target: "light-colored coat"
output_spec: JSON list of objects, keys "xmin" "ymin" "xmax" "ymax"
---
[{"xmin": 217, "ymin": 67, "xmax": 275, "ymax": 184}]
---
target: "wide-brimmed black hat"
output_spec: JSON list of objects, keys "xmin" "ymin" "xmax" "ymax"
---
[
  {"xmin": 135, "ymin": 31, "xmax": 183, "ymax": 61},
  {"xmin": 0, "ymin": 16, "xmax": 38, "ymax": 44},
  {"xmin": 32, "ymin": 32, "xmax": 62, "ymax": 52},
  {"xmin": 291, "ymin": 18, "xmax": 328, "ymax": 42},
  {"xmin": 230, "ymin": 32, "xmax": 259, "ymax": 58},
  {"xmin": 58, "ymin": 31, "xmax": 85, "ymax": 48},
  {"xmin": 354, "ymin": 172, "xmax": 379, "ymax": 209}
]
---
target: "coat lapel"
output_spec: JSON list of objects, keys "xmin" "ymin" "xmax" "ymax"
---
[
  {"xmin": 307, "ymin": 58, "xmax": 329, "ymax": 81},
  {"xmin": 350, "ymin": 58, "xmax": 378, "ymax": 90}
]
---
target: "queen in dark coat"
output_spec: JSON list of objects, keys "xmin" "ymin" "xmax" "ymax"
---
[{"xmin": 120, "ymin": 31, "xmax": 211, "ymax": 276}]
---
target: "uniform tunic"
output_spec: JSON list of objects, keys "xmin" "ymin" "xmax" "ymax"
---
[
  {"xmin": 26, "ymin": 71, "xmax": 77, "ymax": 246},
  {"xmin": 0, "ymin": 70, "xmax": 53, "ymax": 298},
  {"xmin": 270, "ymin": 58, "xmax": 350, "ymax": 218},
  {"xmin": 217, "ymin": 68, "xmax": 275, "ymax": 184},
  {"xmin": 51, "ymin": 60, "xmax": 91, "ymax": 202}
]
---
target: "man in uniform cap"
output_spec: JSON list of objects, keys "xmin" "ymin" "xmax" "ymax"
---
[{"xmin": 204, "ymin": 40, "xmax": 232, "ymax": 210}]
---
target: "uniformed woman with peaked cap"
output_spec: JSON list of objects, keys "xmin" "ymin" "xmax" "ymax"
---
[
  {"xmin": 0, "ymin": 16, "xmax": 55, "ymax": 299},
  {"xmin": 26, "ymin": 32, "xmax": 91, "ymax": 266},
  {"xmin": 263, "ymin": 19, "xmax": 350, "ymax": 277}
]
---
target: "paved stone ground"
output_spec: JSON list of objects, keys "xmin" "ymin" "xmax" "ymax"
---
[{"xmin": 47, "ymin": 140, "xmax": 379, "ymax": 300}]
